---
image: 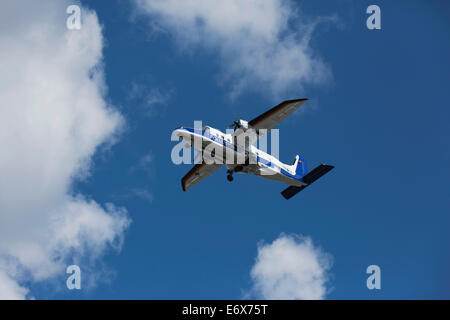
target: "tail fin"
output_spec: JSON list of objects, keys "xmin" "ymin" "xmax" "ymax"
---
[
  {"xmin": 291, "ymin": 155, "xmax": 299, "ymax": 173},
  {"xmin": 290, "ymin": 155, "xmax": 307, "ymax": 176}
]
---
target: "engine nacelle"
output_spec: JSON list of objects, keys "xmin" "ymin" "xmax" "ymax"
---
[{"xmin": 237, "ymin": 119, "xmax": 249, "ymax": 131}]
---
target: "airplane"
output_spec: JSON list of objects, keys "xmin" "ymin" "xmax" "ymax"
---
[{"xmin": 172, "ymin": 98, "xmax": 334, "ymax": 199}]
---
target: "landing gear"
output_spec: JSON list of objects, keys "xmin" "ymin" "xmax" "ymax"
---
[{"xmin": 226, "ymin": 170, "xmax": 234, "ymax": 182}]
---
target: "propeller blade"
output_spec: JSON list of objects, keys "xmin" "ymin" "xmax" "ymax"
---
[{"xmin": 227, "ymin": 120, "xmax": 240, "ymax": 129}]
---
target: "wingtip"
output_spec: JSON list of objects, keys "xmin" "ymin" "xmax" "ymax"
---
[
  {"xmin": 290, "ymin": 98, "xmax": 308, "ymax": 105},
  {"xmin": 287, "ymin": 98, "xmax": 308, "ymax": 102}
]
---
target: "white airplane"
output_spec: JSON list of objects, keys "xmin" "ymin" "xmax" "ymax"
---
[{"xmin": 172, "ymin": 99, "xmax": 333, "ymax": 199}]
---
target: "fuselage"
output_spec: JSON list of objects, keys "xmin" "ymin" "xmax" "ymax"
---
[{"xmin": 173, "ymin": 126, "xmax": 307, "ymax": 187}]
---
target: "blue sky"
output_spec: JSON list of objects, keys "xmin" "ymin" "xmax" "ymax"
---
[{"xmin": 1, "ymin": 0, "xmax": 449, "ymax": 299}]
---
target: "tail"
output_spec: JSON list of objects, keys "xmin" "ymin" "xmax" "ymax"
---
[
  {"xmin": 281, "ymin": 164, "xmax": 334, "ymax": 200},
  {"xmin": 290, "ymin": 155, "xmax": 307, "ymax": 176}
]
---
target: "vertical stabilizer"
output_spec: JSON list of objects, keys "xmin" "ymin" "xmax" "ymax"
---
[
  {"xmin": 291, "ymin": 155, "xmax": 300, "ymax": 174},
  {"xmin": 290, "ymin": 155, "xmax": 307, "ymax": 175}
]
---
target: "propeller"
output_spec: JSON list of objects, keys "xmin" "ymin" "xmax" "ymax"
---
[{"xmin": 227, "ymin": 120, "xmax": 242, "ymax": 130}]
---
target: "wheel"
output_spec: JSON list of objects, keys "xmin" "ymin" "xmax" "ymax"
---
[{"xmin": 227, "ymin": 174, "xmax": 233, "ymax": 182}]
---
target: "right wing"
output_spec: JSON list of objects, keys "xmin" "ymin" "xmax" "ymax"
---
[
  {"xmin": 234, "ymin": 99, "xmax": 307, "ymax": 146},
  {"xmin": 248, "ymin": 98, "xmax": 308, "ymax": 134},
  {"xmin": 181, "ymin": 161, "xmax": 223, "ymax": 191}
]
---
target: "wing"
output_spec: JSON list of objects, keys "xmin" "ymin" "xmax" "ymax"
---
[
  {"xmin": 249, "ymin": 98, "xmax": 308, "ymax": 133},
  {"xmin": 181, "ymin": 161, "xmax": 223, "ymax": 191}
]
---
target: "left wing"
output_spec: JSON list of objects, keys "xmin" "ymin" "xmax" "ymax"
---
[
  {"xmin": 248, "ymin": 98, "xmax": 307, "ymax": 133},
  {"xmin": 181, "ymin": 161, "xmax": 222, "ymax": 191}
]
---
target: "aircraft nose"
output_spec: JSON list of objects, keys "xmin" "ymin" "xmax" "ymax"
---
[{"xmin": 173, "ymin": 128, "xmax": 189, "ymax": 141}]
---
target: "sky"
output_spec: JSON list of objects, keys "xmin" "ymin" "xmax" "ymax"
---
[{"xmin": 0, "ymin": 0, "xmax": 449, "ymax": 299}]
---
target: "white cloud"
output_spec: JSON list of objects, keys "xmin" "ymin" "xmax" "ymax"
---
[
  {"xmin": 129, "ymin": 152, "xmax": 153, "ymax": 175},
  {"xmin": 144, "ymin": 88, "xmax": 171, "ymax": 116},
  {"xmin": 0, "ymin": 270, "xmax": 29, "ymax": 300},
  {"xmin": 128, "ymin": 82, "xmax": 172, "ymax": 117},
  {"xmin": 249, "ymin": 234, "xmax": 332, "ymax": 300},
  {"xmin": 133, "ymin": 0, "xmax": 335, "ymax": 99},
  {"xmin": 0, "ymin": 1, "xmax": 130, "ymax": 298},
  {"xmin": 131, "ymin": 188, "xmax": 153, "ymax": 203}
]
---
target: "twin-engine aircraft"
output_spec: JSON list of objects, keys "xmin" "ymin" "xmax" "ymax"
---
[{"xmin": 172, "ymin": 98, "xmax": 333, "ymax": 199}]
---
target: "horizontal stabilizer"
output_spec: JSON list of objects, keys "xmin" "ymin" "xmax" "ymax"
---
[
  {"xmin": 302, "ymin": 164, "xmax": 334, "ymax": 184},
  {"xmin": 281, "ymin": 185, "xmax": 307, "ymax": 199},
  {"xmin": 281, "ymin": 164, "xmax": 334, "ymax": 200}
]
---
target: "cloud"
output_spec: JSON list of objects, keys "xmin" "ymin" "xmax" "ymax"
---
[
  {"xmin": 0, "ymin": 1, "xmax": 130, "ymax": 298},
  {"xmin": 133, "ymin": 0, "xmax": 335, "ymax": 99},
  {"xmin": 131, "ymin": 188, "xmax": 153, "ymax": 203},
  {"xmin": 128, "ymin": 82, "xmax": 172, "ymax": 117},
  {"xmin": 248, "ymin": 234, "xmax": 332, "ymax": 300},
  {"xmin": 129, "ymin": 152, "xmax": 153, "ymax": 175},
  {"xmin": 138, "ymin": 152, "xmax": 153, "ymax": 169},
  {"xmin": 144, "ymin": 88, "xmax": 172, "ymax": 116},
  {"xmin": 0, "ymin": 270, "xmax": 29, "ymax": 300}
]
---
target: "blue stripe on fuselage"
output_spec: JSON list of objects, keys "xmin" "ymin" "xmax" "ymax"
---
[{"xmin": 176, "ymin": 127, "xmax": 304, "ymax": 183}]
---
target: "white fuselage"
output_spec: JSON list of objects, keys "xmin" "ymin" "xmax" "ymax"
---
[{"xmin": 173, "ymin": 126, "xmax": 306, "ymax": 187}]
